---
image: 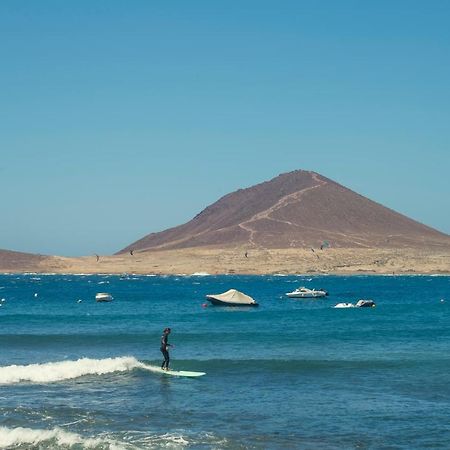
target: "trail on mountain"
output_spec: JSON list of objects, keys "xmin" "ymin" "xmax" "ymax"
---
[{"xmin": 238, "ymin": 173, "xmax": 327, "ymax": 247}]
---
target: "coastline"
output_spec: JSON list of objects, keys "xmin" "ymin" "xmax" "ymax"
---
[{"xmin": 1, "ymin": 247, "xmax": 449, "ymax": 275}]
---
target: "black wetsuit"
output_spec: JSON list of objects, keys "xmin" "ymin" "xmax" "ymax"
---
[{"xmin": 160, "ymin": 333, "xmax": 170, "ymax": 369}]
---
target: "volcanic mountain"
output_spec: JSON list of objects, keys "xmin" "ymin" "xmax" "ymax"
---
[{"xmin": 118, "ymin": 170, "xmax": 450, "ymax": 253}]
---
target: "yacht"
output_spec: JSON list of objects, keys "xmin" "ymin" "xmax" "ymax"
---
[{"xmin": 285, "ymin": 287, "xmax": 328, "ymax": 298}]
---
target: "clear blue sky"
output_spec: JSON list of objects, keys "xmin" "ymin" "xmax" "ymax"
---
[{"xmin": 1, "ymin": 1, "xmax": 449, "ymax": 256}]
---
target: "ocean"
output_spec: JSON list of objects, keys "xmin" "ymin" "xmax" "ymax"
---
[{"xmin": 0, "ymin": 273, "xmax": 449, "ymax": 449}]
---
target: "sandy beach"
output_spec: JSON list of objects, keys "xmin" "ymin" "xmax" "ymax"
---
[{"xmin": 13, "ymin": 247, "xmax": 448, "ymax": 275}]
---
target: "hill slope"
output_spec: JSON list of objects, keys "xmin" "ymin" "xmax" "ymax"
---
[
  {"xmin": 0, "ymin": 249, "xmax": 47, "ymax": 272},
  {"xmin": 119, "ymin": 170, "xmax": 450, "ymax": 252}
]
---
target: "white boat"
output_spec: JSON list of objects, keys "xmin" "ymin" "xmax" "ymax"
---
[
  {"xmin": 285, "ymin": 287, "xmax": 328, "ymax": 298},
  {"xmin": 206, "ymin": 289, "xmax": 259, "ymax": 307},
  {"xmin": 334, "ymin": 299, "xmax": 376, "ymax": 308},
  {"xmin": 95, "ymin": 292, "xmax": 113, "ymax": 302}
]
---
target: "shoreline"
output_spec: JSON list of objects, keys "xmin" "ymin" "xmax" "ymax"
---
[
  {"xmin": 1, "ymin": 247, "xmax": 449, "ymax": 276},
  {"xmin": 1, "ymin": 271, "xmax": 449, "ymax": 276}
]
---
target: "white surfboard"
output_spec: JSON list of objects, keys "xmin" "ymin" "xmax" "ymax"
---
[{"xmin": 143, "ymin": 365, "xmax": 205, "ymax": 377}]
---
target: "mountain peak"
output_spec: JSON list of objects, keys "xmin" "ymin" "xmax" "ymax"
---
[{"xmin": 118, "ymin": 170, "xmax": 450, "ymax": 253}]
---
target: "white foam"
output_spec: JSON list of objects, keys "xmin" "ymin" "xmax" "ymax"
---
[
  {"xmin": 0, "ymin": 426, "xmax": 201, "ymax": 449},
  {"xmin": 0, "ymin": 426, "xmax": 127, "ymax": 449},
  {"xmin": 137, "ymin": 433, "xmax": 189, "ymax": 446},
  {"xmin": 190, "ymin": 272, "xmax": 210, "ymax": 276},
  {"xmin": 0, "ymin": 356, "xmax": 145, "ymax": 385}
]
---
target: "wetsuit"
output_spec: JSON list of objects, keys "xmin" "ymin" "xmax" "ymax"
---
[{"xmin": 160, "ymin": 333, "xmax": 170, "ymax": 369}]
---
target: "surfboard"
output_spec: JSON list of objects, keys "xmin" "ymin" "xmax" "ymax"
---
[{"xmin": 143, "ymin": 366, "xmax": 206, "ymax": 377}]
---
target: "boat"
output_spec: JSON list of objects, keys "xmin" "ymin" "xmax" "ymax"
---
[
  {"xmin": 206, "ymin": 289, "xmax": 259, "ymax": 307},
  {"xmin": 355, "ymin": 299, "xmax": 376, "ymax": 308},
  {"xmin": 95, "ymin": 293, "xmax": 113, "ymax": 302},
  {"xmin": 285, "ymin": 287, "xmax": 328, "ymax": 298},
  {"xmin": 334, "ymin": 299, "xmax": 376, "ymax": 308}
]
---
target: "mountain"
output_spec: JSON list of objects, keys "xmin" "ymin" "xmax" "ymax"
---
[
  {"xmin": 118, "ymin": 170, "xmax": 450, "ymax": 253},
  {"xmin": 0, "ymin": 249, "xmax": 47, "ymax": 272}
]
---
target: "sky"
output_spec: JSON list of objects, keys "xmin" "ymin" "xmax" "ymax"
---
[{"xmin": 1, "ymin": 0, "xmax": 449, "ymax": 256}]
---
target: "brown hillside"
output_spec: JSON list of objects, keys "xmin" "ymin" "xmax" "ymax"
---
[
  {"xmin": 118, "ymin": 170, "xmax": 450, "ymax": 253},
  {"xmin": 0, "ymin": 249, "xmax": 47, "ymax": 272}
]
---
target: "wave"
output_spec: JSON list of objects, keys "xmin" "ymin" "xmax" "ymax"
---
[
  {"xmin": 0, "ymin": 426, "xmax": 227, "ymax": 449},
  {"xmin": 0, "ymin": 356, "xmax": 209, "ymax": 385},
  {"xmin": 0, "ymin": 356, "xmax": 146, "ymax": 385},
  {"xmin": 0, "ymin": 426, "xmax": 128, "ymax": 449},
  {"xmin": 2, "ymin": 355, "xmax": 447, "ymax": 386}
]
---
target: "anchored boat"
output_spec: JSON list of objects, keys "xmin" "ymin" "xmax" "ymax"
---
[
  {"xmin": 285, "ymin": 287, "xmax": 328, "ymax": 298},
  {"xmin": 206, "ymin": 289, "xmax": 258, "ymax": 307},
  {"xmin": 95, "ymin": 293, "xmax": 113, "ymax": 302}
]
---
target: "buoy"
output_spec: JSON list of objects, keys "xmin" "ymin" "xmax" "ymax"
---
[
  {"xmin": 77, "ymin": 299, "xmax": 83, "ymax": 303},
  {"xmin": 34, "ymin": 293, "xmax": 38, "ymax": 297}
]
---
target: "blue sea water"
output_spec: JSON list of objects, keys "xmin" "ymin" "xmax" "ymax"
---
[{"xmin": 0, "ymin": 273, "xmax": 449, "ymax": 449}]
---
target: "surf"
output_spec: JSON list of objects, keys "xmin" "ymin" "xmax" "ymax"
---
[
  {"xmin": 0, "ymin": 356, "xmax": 205, "ymax": 384},
  {"xmin": 0, "ymin": 426, "xmax": 126, "ymax": 449},
  {"xmin": 0, "ymin": 356, "xmax": 145, "ymax": 385},
  {"xmin": 0, "ymin": 426, "xmax": 199, "ymax": 449}
]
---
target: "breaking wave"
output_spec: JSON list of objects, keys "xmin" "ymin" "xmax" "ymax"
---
[
  {"xmin": 0, "ymin": 427, "xmax": 223, "ymax": 449},
  {"xmin": 0, "ymin": 426, "xmax": 127, "ymax": 449},
  {"xmin": 0, "ymin": 356, "xmax": 146, "ymax": 385}
]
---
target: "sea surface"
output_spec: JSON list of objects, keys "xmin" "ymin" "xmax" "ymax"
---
[{"xmin": 0, "ymin": 273, "xmax": 449, "ymax": 449}]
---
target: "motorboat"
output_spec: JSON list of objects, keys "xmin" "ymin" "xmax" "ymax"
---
[
  {"xmin": 334, "ymin": 302, "xmax": 355, "ymax": 308},
  {"xmin": 285, "ymin": 287, "xmax": 328, "ymax": 298},
  {"xmin": 334, "ymin": 299, "xmax": 376, "ymax": 308},
  {"xmin": 355, "ymin": 299, "xmax": 376, "ymax": 308},
  {"xmin": 206, "ymin": 289, "xmax": 259, "ymax": 307},
  {"xmin": 95, "ymin": 292, "xmax": 113, "ymax": 302}
]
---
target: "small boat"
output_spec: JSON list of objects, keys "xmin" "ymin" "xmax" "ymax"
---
[
  {"xmin": 285, "ymin": 287, "xmax": 328, "ymax": 298},
  {"xmin": 206, "ymin": 289, "xmax": 258, "ymax": 307},
  {"xmin": 334, "ymin": 300, "xmax": 376, "ymax": 308},
  {"xmin": 95, "ymin": 293, "xmax": 113, "ymax": 302},
  {"xmin": 355, "ymin": 299, "xmax": 376, "ymax": 308}
]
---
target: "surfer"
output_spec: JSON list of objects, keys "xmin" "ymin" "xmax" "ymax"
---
[{"xmin": 160, "ymin": 327, "xmax": 173, "ymax": 371}]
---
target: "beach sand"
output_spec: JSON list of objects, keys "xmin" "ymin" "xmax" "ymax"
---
[{"xmin": 14, "ymin": 247, "xmax": 449, "ymax": 275}]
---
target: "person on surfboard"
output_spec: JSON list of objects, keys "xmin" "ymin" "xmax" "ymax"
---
[{"xmin": 160, "ymin": 327, "xmax": 173, "ymax": 371}]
